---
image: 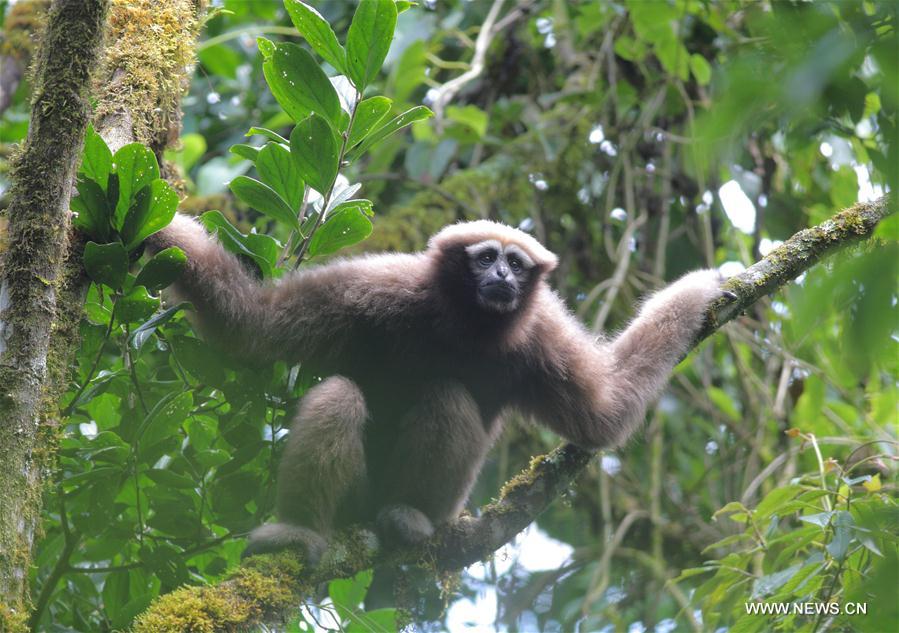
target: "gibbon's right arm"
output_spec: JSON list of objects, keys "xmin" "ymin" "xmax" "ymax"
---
[
  {"xmin": 146, "ymin": 214, "xmax": 420, "ymax": 365},
  {"xmin": 520, "ymin": 270, "xmax": 723, "ymax": 449}
]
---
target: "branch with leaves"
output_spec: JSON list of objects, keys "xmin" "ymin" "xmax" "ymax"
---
[{"xmin": 132, "ymin": 197, "xmax": 894, "ymax": 631}]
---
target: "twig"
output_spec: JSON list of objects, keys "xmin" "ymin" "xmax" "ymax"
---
[{"xmin": 429, "ymin": 0, "xmax": 506, "ymax": 127}]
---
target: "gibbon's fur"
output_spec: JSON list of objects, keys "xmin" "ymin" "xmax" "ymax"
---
[{"xmin": 148, "ymin": 215, "xmax": 723, "ymax": 560}]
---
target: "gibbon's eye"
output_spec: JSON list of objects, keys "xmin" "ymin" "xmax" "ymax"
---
[
  {"xmin": 508, "ymin": 256, "xmax": 523, "ymax": 273},
  {"xmin": 477, "ymin": 251, "xmax": 497, "ymax": 267}
]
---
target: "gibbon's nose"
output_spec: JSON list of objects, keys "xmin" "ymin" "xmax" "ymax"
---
[{"xmin": 495, "ymin": 264, "xmax": 509, "ymax": 279}]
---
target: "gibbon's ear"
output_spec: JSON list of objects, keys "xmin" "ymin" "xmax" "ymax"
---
[{"xmin": 428, "ymin": 220, "xmax": 559, "ymax": 273}]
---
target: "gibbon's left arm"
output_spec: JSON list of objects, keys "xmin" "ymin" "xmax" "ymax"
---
[{"xmin": 519, "ymin": 270, "xmax": 722, "ymax": 449}]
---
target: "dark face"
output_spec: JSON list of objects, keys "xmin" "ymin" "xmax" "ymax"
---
[{"xmin": 466, "ymin": 239, "xmax": 536, "ymax": 314}]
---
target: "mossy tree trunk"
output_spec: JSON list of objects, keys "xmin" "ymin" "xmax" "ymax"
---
[{"xmin": 0, "ymin": 0, "xmax": 109, "ymax": 623}]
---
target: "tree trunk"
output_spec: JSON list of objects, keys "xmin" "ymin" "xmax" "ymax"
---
[{"xmin": 0, "ymin": 0, "xmax": 109, "ymax": 624}]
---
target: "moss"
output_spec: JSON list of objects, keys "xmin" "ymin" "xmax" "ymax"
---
[
  {"xmin": 133, "ymin": 555, "xmax": 307, "ymax": 632},
  {"xmin": 241, "ymin": 551, "xmax": 303, "ymax": 581},
  {"xmin": 94, "ymin": 0, "xmax": 205, "ymax": 149},
  {"xmin": 0, "ymin": 601, "xmax": 29, "ymax": 633},
  {"xmin": 131, "ymin": 585, "xmax": 251, "ymax": 633},
  {"xmin": 498, "ymin": 453, "xmax": 547, "ymax": 500},
  {"xmin": 178, "ymin": 194, "xmax": 232, "ymax": 219}
]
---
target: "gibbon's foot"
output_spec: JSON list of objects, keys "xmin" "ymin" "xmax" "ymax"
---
[
  {"xmin": 242, "ymin": 522, "xmax": 328, "ymax": 565},
  {"xmin": 376, "ymin": 504, "xmax": 435, "ymax": 546}
]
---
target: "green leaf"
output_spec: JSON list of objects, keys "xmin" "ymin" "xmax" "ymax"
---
[
  {"xmin": 345, "ymin": 608, "xmax": 397, "ymax": 633},
  {"xmin": 230, "ymin": 144, "xmax": 261, "ymax": 162},
  {"xmin": 135, "ymin": 246, "xmax": 187, "ymax": 292},
  {"xmin": 113, "ymin": 143, "xmax": 160, "ymax": 231},
  {"xmin": 394, "ymin": 1, "xmax": 415, "ymax": 13},
  {"xmin": 655, "ymin": 38, "xmax": 690, "ymax": 81},
  {"xmin": 257, "ymin": 36, "xmax": 275, "ymax": 59},
  {"xmin": 230, "ymin": 176, "xmax": 299, "ymax": 230},
  {"xmin": 347, "ymin": 96, "xmax": 392, "ymax": 149},
  {"xmin": 81, "ymin": 123, "xmax": 112, "ymax": 190},
  {"xmin": 72, "ymin": 179, "xmax": 112, "ymax": 242},
  {"xmin": 329, "ymin": 569, "xmax": 373, "ymax": 611},
  {"xmin": 673, "ymin": 566, "xmax": 717, "ymax": 582},
  {"xmin": 263, "ymin": 42, "xmax": 341, "ymax": 125},
  {"xmin": 121, "ymin": 180, "xmax": 179, "ymax": 251},
  {"xmin": 826, "ymin": 511, "xmax": 854, "ymax": 561},
  {"xmin": 707, "ymin": 386, "xmax": 739, "ymax": 421},
  {"xmin": 713, "ymin": 501, "xmax": 749, "ymax": 521},
  {"xmin": 284, "ymin": 0, "xmax": 347, "ymax": 73},
  {"xmin": 195, "ymin": 449, "xmax": 229, "ymax": 469},
  {"xmin": 446, "ymin": 104, "xmax": 488, "ymax": 138},
  {"xmin": 168, "ymin": 133, "xmax": 206, "ymax": 172},
  {"xmin": 139, "ymin": 391, "xmax": 193, "ymax": 452},
  {"xmin": 130, "ymin": 303, "xmax": 187, "ymax": 350},
  {"xmin": 690, "ymin": 53, "xmax": 712, "ymax": 86},
  {"xmin": 83, "ymin": 241, "xmax": 128, "ymax": 290},
  {"xmin": 247, "ymin": 127, "xmax": 289, "ymax": 145},
  {"xmin": 256, "ymin": 143, "xmax": 305, "ymax": 212},
  {"xmin": 289, "ymin": 114, "xmax": 340, "ymax": 194},
  {"xmin": 199, "ymin": 210, "xmax": 280, "ymax": 278},
  {"xmin": 145, "ymin": 469, "xmax": 195, "ymax": 489},
  {"xmin": 750, "ymin": 563, "xmax": 802, "ymax": 599},
  {"xmin": 347, "ymin": 105, "xmax": 432, "ymax": 161},
  {"xmin": 799, "ymin": 511, "xmax": 835, "ymax": 527},
  {"xmin": 116, "ymin": 286, "xmax": 160, "ymax": 324},
  {"xmin": 308, "ymin": 200, "xmax": 373, "ymax": 257},
  {"xmin": 754, "ymin": 485, "xmax": 803, "ymax": 521},
  {"xmin": 346, "ymin": 0, "xmax": 397, "ymax": 89},
  {"xmin": 390, "ymin": 39, "xmax": 426, "ymax": 103}
]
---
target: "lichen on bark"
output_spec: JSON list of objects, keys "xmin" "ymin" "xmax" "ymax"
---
[{"xmin": 93, "ymin": 0, "xmax": 206, "ymax": 156}]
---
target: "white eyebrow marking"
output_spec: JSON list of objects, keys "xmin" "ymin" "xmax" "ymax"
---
[
  {"xmin": 503, "ymin": 244, "xmax": 535, "ymax": 269},
  {"xmin": 465, "ymin": 239, "xmax": 502, "ymax": 257}
]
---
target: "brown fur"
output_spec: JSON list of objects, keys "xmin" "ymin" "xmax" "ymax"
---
[{"xmin": 148, "ymin": 215, "xmax": 722, "ymax": 559}]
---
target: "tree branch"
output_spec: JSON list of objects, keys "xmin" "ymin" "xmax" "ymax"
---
[{"xmin": 133, "ymin": 197, "xmax": 894, "ymax": 631}]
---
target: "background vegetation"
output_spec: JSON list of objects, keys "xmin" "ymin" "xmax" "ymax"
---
[{"xmin": 0, "ymin": 1, "xmax": 896, "ymax": 631}]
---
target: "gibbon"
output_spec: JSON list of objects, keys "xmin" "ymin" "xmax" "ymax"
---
[{"xmin": 148, "ymin": 215, "xmax": 723, "ymax": 561}]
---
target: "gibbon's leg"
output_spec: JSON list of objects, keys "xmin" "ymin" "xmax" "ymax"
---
[
  {"xmin": 243, "ymin": 376, "xmax": 368, "ymax": 561},
  {"xmin": 374, "ymin": 382, "xmax": 490, "ymax": 546}
]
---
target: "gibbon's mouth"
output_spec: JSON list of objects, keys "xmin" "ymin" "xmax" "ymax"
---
[{"xmin": 479, "ymin": 281, "xmax": 518, "ymax": 304}]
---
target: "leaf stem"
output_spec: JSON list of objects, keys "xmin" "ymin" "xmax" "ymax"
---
[
  {"xmin": 294, "ymin": 90, "xmax": 362, "ymax": 266},
  {"xmin": 62, "ymin": 293, "xmax": 119, "ymax": 416}
]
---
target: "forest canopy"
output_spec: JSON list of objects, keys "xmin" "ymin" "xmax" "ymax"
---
[{"xmin": 0, "ymin": 1, "xmax": 896, "ymax": 632}]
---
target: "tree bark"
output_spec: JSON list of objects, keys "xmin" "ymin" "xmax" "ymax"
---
[
  {"xmin": 133, "ymin": 197, "xmax": 895, "ymax": 631},
  {"xmin": 0, "ymin": 0, "xmax": 109, "ymax": 624}
]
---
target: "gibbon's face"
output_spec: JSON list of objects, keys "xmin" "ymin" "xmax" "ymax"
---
[{"xmin": 465, "ymin": 239, "xmax": 535, "ymax": 313}]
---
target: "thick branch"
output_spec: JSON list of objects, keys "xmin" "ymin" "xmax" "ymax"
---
[
  {"xmin": 0, "ymin": 0, "xmax": 109, "ymax": 621},
  {"xmin": 135, "ymin": 197, "xmax": 894, "ymax": 630}
]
